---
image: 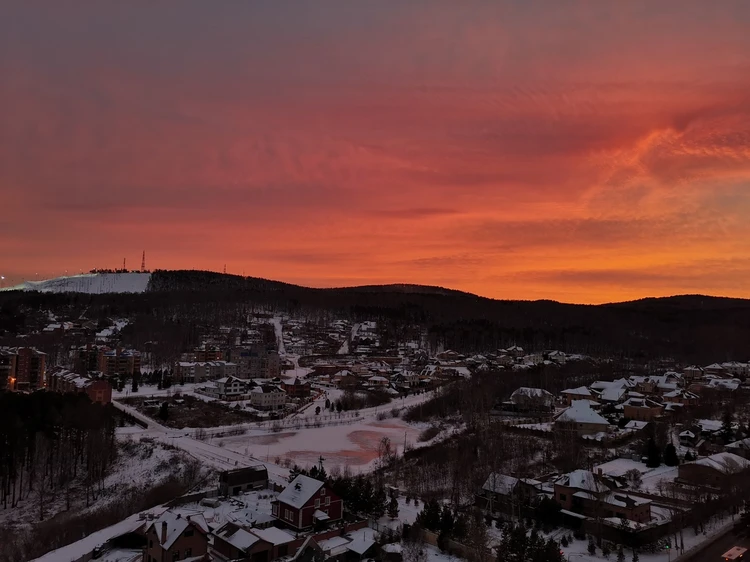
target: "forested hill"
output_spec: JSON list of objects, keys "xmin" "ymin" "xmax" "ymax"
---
[{"xmin": 1, "ymin": 269, "xmax": 749, "ymax": 363}]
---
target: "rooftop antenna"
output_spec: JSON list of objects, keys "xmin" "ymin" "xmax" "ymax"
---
[
  {"xmin": 141, "ymin": 251, "xmax": 146, "ymax": 272},
  {"xmin": 123, "ymin": 257, "xmax": 126, "ymax": 271}
]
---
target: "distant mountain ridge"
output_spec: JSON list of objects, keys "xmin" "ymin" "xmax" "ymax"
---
[
  {"xmin": 2, "ymin": 270, "xmax": 750, "ymax": 363},
  {"xmin": 3, "ymin": 270, "xmax": 749, "ymax": 308}
]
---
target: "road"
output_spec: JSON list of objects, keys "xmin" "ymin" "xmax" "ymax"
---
[
  {"xmin": 112, "ymin": 400, "xmax": 291, "ymax": 484},
  {"xmin": 680, "ymin": 524, "xmax": 748, "ymax": 561}
]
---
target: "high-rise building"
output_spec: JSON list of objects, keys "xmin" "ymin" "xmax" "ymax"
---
[
  {"xmin": 228, "ymin": 344, "xmax": 280, "ymax": 379},
  {"xmin": 14, "ymin": 347, "xmax": 47, "ymax": 391},
  {"xmin": 0, "ymin": 348, "xmax": 18, "ymax": 391}
]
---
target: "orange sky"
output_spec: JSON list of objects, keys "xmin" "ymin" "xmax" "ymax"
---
[{"xmin": 2, "ymin": 1, "xmax": 750, "ymax": 303}]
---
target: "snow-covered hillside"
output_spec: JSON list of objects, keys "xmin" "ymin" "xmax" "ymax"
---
[{"xmin": 2, "ymin": 273, "xmax": 151, "ymax": 294}]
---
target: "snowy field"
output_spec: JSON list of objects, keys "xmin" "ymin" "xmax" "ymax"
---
[{"xmin": 2, "ymin": 272, "xmax": 151, "ymax": 294}]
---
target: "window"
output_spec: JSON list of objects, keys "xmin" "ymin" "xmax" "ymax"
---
[
  {"xmin": 185, "ymin": 548, "xmax": 192, "ymax": 557},
  {"xmin": 172, "ymin": 551, "xmax": 180, "ymax": 561},
  {"xmin": 315, "ymin": 499, "xmax": 320, "ymax": 508},
  {"xmin": 320, "ymin": 488, "xmax": 325, "ymax": 496},
  {"xmin": 325, "ymin": 496, "xmax": 330, "ymax": 506}
]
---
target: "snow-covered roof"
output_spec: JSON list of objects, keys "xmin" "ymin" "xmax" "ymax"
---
[
  {"xmin": 347, "ymin": 535, "xmax": 376, "ymax": 555},
  {"xmin": 251, "ymin": 527, "xmax": 296, "ymax": 546},
  {"xmin": 216, "ymin": 526, "xmax": 261, "ymax": 551},
  {"xmin": 625, "ymin": 420, "xmax": 650, "ymax": 430},
  {"xmin": 554, "ymin": 470, "xmax": 609, "ymax": 493},
  {"xmin": 482, "ymin": 473, "xmax": 518, "ymax": 495},
  {"xmin": 510, "ymin": 387, "xmax": 554, "ymax": 403},
  {"xmin": 562, "ymin": 386, "xmax": 593, "ymax": 397},
  {"xmin": 277, "ymin": 475, "xmax": 324, "ymax": 509},
  {"xmin": 692, "ymin": 452, "xmax": 750, "ymax": 473},
  {"xmin": 603, "ymin": 493, "xmax": 651, "ymax": 508},
  {"xmin": 146, "ymin": 510, "xmax": 208, "ymax": 550},
  {"xmin": 555, "ymin": 403, "xmax": 610, "ymax": 426},
  {"xmin": 600, "ymin": 387, "xmax": 627, "ymax": 402}
]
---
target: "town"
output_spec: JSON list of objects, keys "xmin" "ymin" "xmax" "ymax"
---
[{"xmin": 2, "ymin": 278, "xmax": 750, "ymax": 562}]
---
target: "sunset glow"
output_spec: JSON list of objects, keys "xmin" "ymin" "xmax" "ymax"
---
[{"xmin": 2, "ymin": 1, "xmax": 750, "ymax": 303}]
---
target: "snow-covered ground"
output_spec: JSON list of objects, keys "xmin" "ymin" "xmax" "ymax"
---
[
  {"xmin": 1, "ymin": 440, "xmax": 200, "ymax": 533},
  {"xmin": 113, "ymin": 389, "xmax": 436, "ymax": 481},
  {"xmin": 2, "ymin": 273, "xmax": 151, "ymax": 294},
  {"xmin": 594, "ymin": 458, "xmax": 679, "ymax": 493}
]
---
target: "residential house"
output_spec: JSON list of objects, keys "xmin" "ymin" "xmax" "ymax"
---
[
  {"xmin": 707, "ymin": 378, "xmax": 741, "ymax": 392},
  {"xmin": 509, "ymin": 387, "xmax": 555, "ymax": 412},
  {"xmin": 546, "ymin": 350, "xmax": 567, "ymax": 364},
  {"xmin": 683, "ymin": 366, "xmax": 704, "ymax": 381},
  {"xmin": 722, "ymin": 362, "xmax": 750, "ymax": 377},
  {"xmin": 143, "ymin": 509, "xmax": 209, "ymax": 562},
  {"xmin": 704, "ymin": 363, "xmax": 728, "ymax": 377},
  {"xmin": 725, "ymin": 438, "xmax": 750, "ymax": 460},
  {"xmin": 479, "ymin": 473, "xmax": 542, "ymax": 512},
  {"xmin": 272, "ymin": 475, "xmax": 343, "ymax": 531},
  {"xmin": 250, "ymin": 385, "xmax": 286, "ymax": 411},
  {"xmin": 281, "ymin": 378, "xmax": 311, "ymax": 399},
  {"xmin": 506, "ymin": 345, "xmax": 525, "ymax": 358},
  {"xmin": 560, "ymin": 386, "xmax": 594, "ymax": 405},
  {"xmin": 678, "ymin": 452, "xmax": 750, "ymax": 489},
  {"xmin": 662, "ymin": 389, "xmax": 699, "ymax": 407},
  {"xmin": 219, "ymin": 466, "xmax": 269, "ymax": 496},
  {"xmin": 211, "ymin": 523, "xmax": 273, "ymax": 562},
  {"xmin": 367, "ymin": 375, "xmax": 389, "ymax": 387},
  {"xmin": 47, "ymin": 367, "xmax": 113, "ymax": 404},
  {"xmin": 554, "ymin": 402, "xmax": 610, "ymax": 436},
  {"xmin": 679, "ymin": 426, "xmax": 703, "ymax": 448},
  {"xmin": 622, "ymin": 397, "xmax": 664, "ymax": 422},
  {"xmin": 554, "ymin": 470, "xmax": 651, "ymax": 523},
  {"xmin": 205, "ymin": 376, "xmax": 248, "ymax": 400}
]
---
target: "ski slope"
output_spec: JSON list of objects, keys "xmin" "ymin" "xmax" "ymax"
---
[{"xmin": 2, "ymin": 273, "xmax": 151, "ymax": 294}]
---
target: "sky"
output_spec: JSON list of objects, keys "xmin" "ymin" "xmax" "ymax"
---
[{"xmin": 2, "ymin": 1, "xmax": 750, "ymax": 304}]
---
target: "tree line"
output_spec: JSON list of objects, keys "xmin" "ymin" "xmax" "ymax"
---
[{"xmin": 0, "ymin": 391, "xmax": 118, "ymax": 517}]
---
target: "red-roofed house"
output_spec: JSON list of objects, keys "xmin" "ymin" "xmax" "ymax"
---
[
  {"xmin": 272, "ymin": 475, "xmax": 343, "ymax": 530},
  {"xmin": 143, "ymin": 509, "xmax": 209, "ymax": 562}
]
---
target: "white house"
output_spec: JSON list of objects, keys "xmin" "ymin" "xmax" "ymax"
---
[{"xmin": 250, "ymin": 385, "xmax": 286, "ymax": 411}]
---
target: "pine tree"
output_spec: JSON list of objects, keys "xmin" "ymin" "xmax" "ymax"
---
[
  {"xmin": 617, "ymin": 546, "xmax": 625, "ymax": 562},
  {"xmin": 131, "ymin": 377, "xmax": 139, "ymax": 392},
  {"xmin": 646, "ymin": 437, "xmax": 661, "ymax": 468},
  {"xmin": 439, "ymin": 504, "xmax": 454, "ymax": 535},
  {"xmin": 158, "ymin": 402, "xmax": 169, "ymax": 421},
  {"xmin": 632, "ymin": 550, "xmax": 639, "ymax": 562},
  {"xmin": 664, "ymin": 443, "xmax": 679, "ymax": 466},
  {"xmin": 388, "ymin": 493, "xmax": 399, "ymax": 519}
]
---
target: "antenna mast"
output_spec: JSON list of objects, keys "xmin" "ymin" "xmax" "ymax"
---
[
  {"xmin": 141, "ymin": 251, "xmax": 146, "ymax": 272},
  {"xmin": 123, "ymin": 258, "xmax": 126, "ymax": 271}
]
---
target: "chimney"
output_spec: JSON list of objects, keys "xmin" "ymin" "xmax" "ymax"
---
[
  {"xmin": 597, "ymin": 468, "xmax": 603, "ymax": 476},
  {"xmin": 161, "ymin": 521, "xmax": 167, "ymax": 544}
]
